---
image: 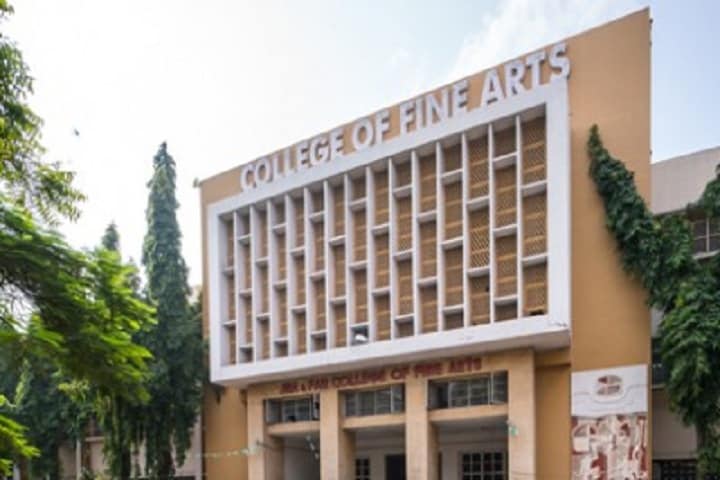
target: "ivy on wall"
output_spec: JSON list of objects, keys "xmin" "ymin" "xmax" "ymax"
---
[{"xmin": 588, "ymin": 126, "xmax": 720, "ymax": 473}]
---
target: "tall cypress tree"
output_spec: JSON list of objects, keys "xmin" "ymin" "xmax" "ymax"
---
[{"xmin": 139, "ymin": 142, "xmax": 203, "ymax": 478}]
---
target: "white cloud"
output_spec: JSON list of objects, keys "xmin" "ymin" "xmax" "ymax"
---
[{"xmin": 447, "ymin": 0, "xmax": 646, "ymax": 81}]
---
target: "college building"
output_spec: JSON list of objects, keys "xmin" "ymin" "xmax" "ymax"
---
[
  {"xmin": 199, "ymin": 9, "xmax": 653, "ymax": 480},
  {"xmin": 54, "ymin": 144, "xmax": 720, "ymax": 480}
]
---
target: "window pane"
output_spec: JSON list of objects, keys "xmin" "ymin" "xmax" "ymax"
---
[
  {"xmin": 469, "ymin": 375, "xmax": 490, "ymax": 405},
  {"xmin": 281, "ymin": 400, "xmax": 294, "ymax": 422},
  {"xmin": 434, "ymin": 383, "xmax": 449, "ymax": 409},
  {"xmin": 492, "ymin": 372, "xmax": 508, "ymax": 404},
  {"xmin": 345, "ymin": 392, "xmax": 357, "ymax": 417},
  {"xmin": 694, "ymin": 237, "xmax": 708, "ymax": 253},
  {"xmin": 355, "ymin": 458, "xmax": 370, "ymax": 480},
  {"xmin": 483, "ymin": 452, "xmax": 493, "ymax": 471},
  {"xmin": 312, "ymin": 395, "xmax": 320, "ymax": 420},
  {"xmin": 392, "ymin": 385, "xmax": 405, "ymax": 412},
  {"xmin": 296, "ymin": 398, "xmax": 311, "ymax": 421},
  {"xmin": 710, "ymin": 235, "xmax": 720, "ymax": 251},
  {"xmin": 359, "ymin": 391, "xmax": 375, "ymax": 415},
  {"xmin": 450, "ymin": 381, "xmax": 469, "ymax": 407},
  {"xmin": 693, "ymin": 219, "xmax": 707, "ymax": 237},
  {"xmin": 710, "ymin": 218, "xmax": 720, "ymax": 234},
  {"xmin": 376, "ymin": 388, "xmax": 391, "ymax": 414},
  {"xmin": 265, "ymin": 400, "xmax": 281, "ymax": 424}
]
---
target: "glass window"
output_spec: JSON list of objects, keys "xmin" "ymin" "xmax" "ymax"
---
[
  {"xmin": 267, "ymin": 396, "xmax": 318, "ymax": 424},
  {"xmin": 461, "ymin": 451, "xmax": 506, "ymax": 480},
  {"xmin": 355, "ymin": 458, "xmax": 370, "ymax": 480},
  {"xmin": 430, "ymin": 371, "xmax": 508, "ymax": 410},
  {"xmin": 344, "ymin": 385, "xmax": 405, "ymax": 417},
  {"xmin": 691, "ymin": 217, "xmax": 720, "ymax": 254}
]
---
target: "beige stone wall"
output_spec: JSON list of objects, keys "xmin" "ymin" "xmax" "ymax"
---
[{"xmin": 652, "ymin": 146, "xmax": 720, "ymax": 214}]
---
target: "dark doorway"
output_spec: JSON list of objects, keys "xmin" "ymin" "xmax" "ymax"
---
[{"xmin": 385, "ymin": 454, "xmax": 406, "ymax": 480}]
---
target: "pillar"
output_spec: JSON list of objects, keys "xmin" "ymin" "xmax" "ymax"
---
[
  {"xmin": 247, "ymin": 390, "xmax": 283, "ymax": 480},
  {"xmin": 405, "ymin": 377, "xmax": 438, "ymax": 480},
  {"xmin": 319, "ymin": 389, "xmax": 355, "ymax": 480},
  {"xmin": 508, "ymin": 350, "xmax": 536, "ymax": 479}
]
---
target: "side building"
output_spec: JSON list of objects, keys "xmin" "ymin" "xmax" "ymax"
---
[
  {"xmin": 651, "ymin": 146, "xmax": 720, "ymax": 478},
  {"xmin": 200, "ymin": 10, "xmax": 651, "ymax": 480}
]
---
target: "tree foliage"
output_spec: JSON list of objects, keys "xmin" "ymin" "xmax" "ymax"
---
[
  {"xmin": 588, "ymin": 125, "xmax": 720, "ymax": 474},
  {"xmin": 0, "ymin": 1, "xmax": 153, "ymax": 474},
  {"xmin": 94, "ymin": 223, "xmax": 147, "ymax": 480},
  {"xmin": 0, "ymin": 219, "xmax": 154, "ymax": 478},
  {"xmin": 0, "ymin": 1, "xmax": 83, "ymax": 225},
  {"xmin": 10, "ymin": 364, "xmax": 92, "ymax": 479}
]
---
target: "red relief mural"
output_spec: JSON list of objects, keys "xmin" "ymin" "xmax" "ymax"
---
[
  {"xmin": 571, "ymin": 365, "xmax": 649, "ymax": 480},
  {"xmin": 571, "ymin": 414, "xmax": 648, "ymax": 479}
]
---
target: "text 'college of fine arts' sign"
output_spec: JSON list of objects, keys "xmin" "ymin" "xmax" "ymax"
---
[{"xmin": 240, "ymin": 43, "xmax": 570, "ymax": 190}]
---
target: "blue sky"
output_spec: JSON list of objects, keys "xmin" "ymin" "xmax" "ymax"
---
[{"xmin": 6, "ymin": 0, "xmax": 719, "ymax": 285}]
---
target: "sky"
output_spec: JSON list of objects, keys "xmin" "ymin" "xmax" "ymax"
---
[{"xmin": 5, "ymin": 0, "xmax": 720, "ymax": 286}]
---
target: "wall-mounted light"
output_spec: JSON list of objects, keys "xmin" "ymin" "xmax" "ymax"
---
[{"xmin": 506, "ymin": 420, "xmax": 519, "ymax": 437}]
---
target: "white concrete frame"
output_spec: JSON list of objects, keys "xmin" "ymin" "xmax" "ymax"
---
[{"xmin": 208, "ymin": 80, "xmax": 571, "ymax": 386}]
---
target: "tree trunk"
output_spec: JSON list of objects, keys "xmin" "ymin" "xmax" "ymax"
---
[{"xmin": 156, "ymin": 449, "xmax": 174, "ymax": 479}]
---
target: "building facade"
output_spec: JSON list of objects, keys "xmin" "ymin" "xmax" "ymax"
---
[{"xmin": 200, "ymin": 10, "xmax": 651, "ymax": 480}]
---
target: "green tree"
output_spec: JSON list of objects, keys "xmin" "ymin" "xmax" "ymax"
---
[
  {"xmin": 11, "ymin": 364, "xmax": 92, "ymax": 479},
  {"xmin": 94, "ymin": 223, "xmax": 147, "ymax": 480},
  {"xmin": 0, "ymin": 1, "xmax": 153, "ymax": 473},
  {"xmin": 102, "ymin": 221, "xmax": 120, "ymax": 251},
  {"xmin": 135, "ymin": 142, "xmax": 204, "ymax": 478},
  {"xmin": 1, "ymin": 224, "xmax": 154, "ymax": 480},
  {"xmin": 588, "ymin": 126, "xmax": 720, "ymax": 474}
]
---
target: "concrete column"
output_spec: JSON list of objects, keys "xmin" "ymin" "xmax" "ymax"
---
[
  {"xmin": 319, "ymin": 389, "xmax": 355, "ymax": 480},
  {"xmin": 247, "ymin": 391, "xmax": 283, "ymax": 480},
  {"xmin": 508, "ymin": 350, "xmax": 536, "ymax": 480},
  {"xmin": 405, "ymin": 377, "xmax": 438, "ymax": 480}
]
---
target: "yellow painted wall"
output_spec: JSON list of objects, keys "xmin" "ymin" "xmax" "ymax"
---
[{"xmin": 202, "ymin": 388, "xmax": 248, "ymax": 479}]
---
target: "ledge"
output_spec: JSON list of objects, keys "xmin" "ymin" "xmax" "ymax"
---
[
  {"xmin": 343, "ymin": 413, "xmax": 406, "ymax": 431},
  {"xmin": 212, "ymin": 314, "xmax": 569, "ymax": 387},
  {"xmin": 267, "ymin": 420, "xmax": 320, "ymax": 437},
  {"xmin": 428, "ymin": 404, "xmax": 508, "ymax": 424}
]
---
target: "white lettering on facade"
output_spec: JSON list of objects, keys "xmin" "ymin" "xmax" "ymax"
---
[{"xmin": 239, "ymin": 43, "xmax": 571, "ymax": 189}]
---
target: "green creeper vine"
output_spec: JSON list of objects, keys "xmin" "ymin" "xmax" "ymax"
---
[{"xmin": 588, "ymin": 126, "xmax": 720, "ymax": 474}]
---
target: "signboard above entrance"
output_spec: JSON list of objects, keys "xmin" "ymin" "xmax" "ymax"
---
[
  {"xmin": 278, "ymin": 356, "xmax": 483, "ymax": 395},
  {"xmin": 240, "ymin": 42, "xmax": 570, "ymax": 190}
]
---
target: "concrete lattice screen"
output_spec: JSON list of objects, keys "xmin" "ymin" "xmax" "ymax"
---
[{"xmin": 218, "ymin": 113, "xmax": 548, "ymax": 366}]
